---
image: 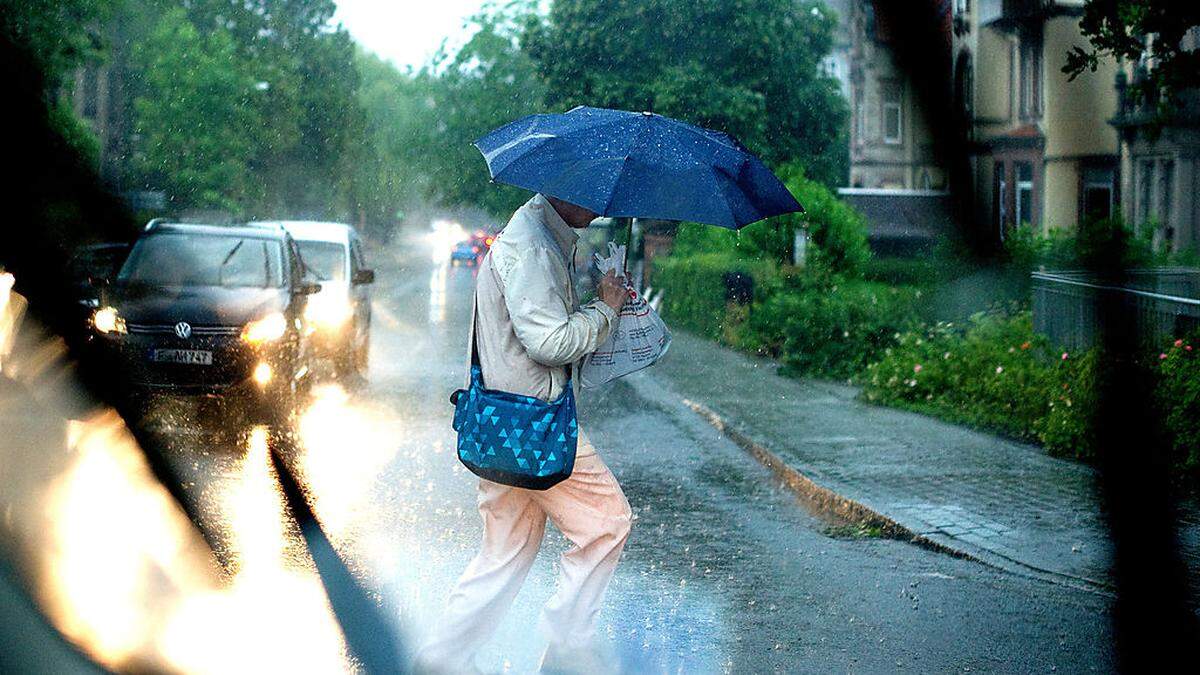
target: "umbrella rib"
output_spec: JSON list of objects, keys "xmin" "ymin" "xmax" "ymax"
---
[{"xmin": 600, "ymin": 114, "xmax": 654, "ymax": 216}]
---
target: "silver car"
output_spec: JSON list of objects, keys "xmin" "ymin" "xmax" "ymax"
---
[{"xmin": 253, "ymin": 221, "xmax": 375, "ymax": 380}]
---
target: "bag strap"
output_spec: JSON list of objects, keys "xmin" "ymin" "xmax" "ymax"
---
[{"xmin": 467, "ymin": 253, "xmax": 573, "ymax": 386}]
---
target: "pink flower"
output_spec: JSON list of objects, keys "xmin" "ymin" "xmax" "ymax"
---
[
  {"xmin": 913, "ymin": 364, "xmax": 923, "ymax": 373},
  {"xmin": 1061, "ymin": 352, "xmax": 1069, "ymax": 360},
  {"xmin": 1160, "ymin": 353, "xmax": 1168, "ymax": 360},
  {"xmin": 995, "ymin": 366, "xmax": 1004, "ymax": 374},
  {"xmin": 1187, "ymin": 345, "xmax": 1193, "ymax": 352},
  {"xmin": 1175, "ymin": 339, "xmax": 1184, "ymax": 348}
]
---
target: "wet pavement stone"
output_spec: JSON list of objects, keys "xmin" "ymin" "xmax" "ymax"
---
[{"xmin": 630, "ymin": 330, "xmax": 1200, "ymax": 594}]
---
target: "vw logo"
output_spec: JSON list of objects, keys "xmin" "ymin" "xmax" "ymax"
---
[{"xmin": 174, "ymin": 321, "xmax": 192, "ymax": 339}]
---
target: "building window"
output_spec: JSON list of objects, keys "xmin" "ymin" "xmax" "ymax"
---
[
  {"xmin": 1135, "ymin": 157, "xmax": 1178, "ymax": 249},
  {"xmin": 1019, "ymin": 27, "xmax": 1043, "ymax": 119},
  {"xmin": 1081, "ymin": 166, "xmax": 1116, "ymax": 222},
  {"xmin": 1160, "ymin": 159, "xmax": 1174, "ymax": 231},
  {"xmin": 882, "ymin": 80, "xmax": 902, "ymax": 144},
  {"xmin": 1015, "ymin": 161, "xmax": 1035, "ymax": 227},
  {"xmin": 994, "ymin": 160, "xmax": 1008, "ymax": 238},
  {"xmin": 1137, "ymin": 159, "xmax": 1155, "ymax": 226},
  {"xmin": 81, "ymin": 67, "xmax": 100, "ymax": 121},
  {"xmin": 853, "ymin": 90, "xmax": 865, "ymax": 144},
  {"xmin": 954, "ymin": 52, "xmax": 974, "ymax": 125}
]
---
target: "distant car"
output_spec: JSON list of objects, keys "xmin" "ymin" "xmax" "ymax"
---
[
  {"xmin": 451, "ymin": 240, "xmax": 479, "ymax": 265},
  {"xmin": 253, "ymin": 221, "xmax": 375, "ymax": 380},
  {"xmin": 450, "ymin": 231, "xmax": 495, "ymax": 267},
  {"xmin": 94, "ymin": 221, "xmax": 320, "ymax": 427}
]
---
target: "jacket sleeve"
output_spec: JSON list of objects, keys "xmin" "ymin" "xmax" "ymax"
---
[{"xmin": 501, "ymin": 245, "xmax": 617, "ymax": 367}]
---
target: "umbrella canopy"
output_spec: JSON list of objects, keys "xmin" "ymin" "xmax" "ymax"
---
[{"xmin": 473, "ymin": 106, "xmax": 802, "ymax": 229}]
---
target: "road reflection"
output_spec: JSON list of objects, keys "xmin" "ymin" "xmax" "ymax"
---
[
  {"xmin": 0, "ymin": 283, "xmax": 355, "ymax": 672},
  {"xmin": 428, "ymin": 261, "xmax": 448, "ymax": 325},
  {"xmin": 295, "ymin": 384, "xmax": 402, "ymax": 537}
]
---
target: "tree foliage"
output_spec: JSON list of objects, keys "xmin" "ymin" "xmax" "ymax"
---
[
  {"xmin": 419, "ymin": 0, "xmax": 550, "ymax": 216},
  {"xmin": 0, "ymin": 0, "xmax": 113, "ymax": 86},
  {"xmin": 1066, "ymin": 0, "xmax": 1200, "ymax": 119},
  {"xmin": 523, "ymin": 0, "xmax": 848, "ymax": 186},
  {"xmin": 129, "ymin": 7, "xmax": 260, "ymax": 210},
  {"xmin": 15, "ymin": 0, "xmax": 851, "ymax": 231}
]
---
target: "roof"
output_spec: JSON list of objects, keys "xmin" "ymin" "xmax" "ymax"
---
[
  {"xmin": 252, "ymin": 220, "xmax": 355, "ymax": 245},
  {"xmin": 145, "ymin": 222, "xmax": 288, "ymax": 240}
]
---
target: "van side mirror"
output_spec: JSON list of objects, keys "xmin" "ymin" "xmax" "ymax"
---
[{"xmin": 352, "ymin": 269, "xmax": 375, "ymax": 285}]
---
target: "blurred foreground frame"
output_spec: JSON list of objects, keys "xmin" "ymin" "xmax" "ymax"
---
[
  {"xmin": 871, "ymin": 1, "xmax": 1199, "ymax": 668},
  {"xmin": 0, "ymin": 22, "xmax": 407, "ymax": 674},
  {"xmin": 0, "ymin": 1, "xmax": 1197, "ymax": 672}
]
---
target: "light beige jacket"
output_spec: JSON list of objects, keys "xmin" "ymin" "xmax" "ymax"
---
[{"xmin": 472, "ymin": 194, "xmax": 618, "ymax": 404}]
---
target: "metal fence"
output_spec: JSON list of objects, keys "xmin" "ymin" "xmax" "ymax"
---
[{"xmin": 1032, "ymin": 269, "xmax": 1200, "ymax": 350}]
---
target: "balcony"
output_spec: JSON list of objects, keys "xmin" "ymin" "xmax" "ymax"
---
[{"xmin": 979, "ymin": 0, "xmax": 1085, "ymax": 29}]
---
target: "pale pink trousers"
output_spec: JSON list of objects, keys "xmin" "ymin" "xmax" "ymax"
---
[{"xmin": 416, "ymin": 441, "xmax": 633, "ymax": 673}]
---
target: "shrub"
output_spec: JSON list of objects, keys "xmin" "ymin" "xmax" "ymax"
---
[
  {"xmin": 653, "ymin": 253, "xmax": 777, "ymax": 341},
  {"xmin": 860, "ymin": 312, "xmax": 1059, "ymax": 442},
  {"xmin": 1036, "ymin": 349, "xmax": 1099, "ymax": 460},
  {"xmin": 743, "ymin": 275, "xmax": 925, "ymax": 379},
  {"xmin": 777, "ymin": 164, "xmax": 872, "ymax": 276},
  {"xmin": 1003, "ymin": 218, "xmax": 1161, "ymax": 272},
  {"xmin": 1155, "ymin": 337, "xmax": 1200, "ymax": 476},
  {"xmin": 675, "ymin": 165, "xmax": 872, "ymax": 276}
]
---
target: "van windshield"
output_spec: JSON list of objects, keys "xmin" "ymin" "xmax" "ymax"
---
[
  {"xmin": 118, "ymin": 233, "xmax": 285, "ymax": 288},
  {"xmin": 297, "ymin": 241, "xmax": 347, "ymax": 282}
]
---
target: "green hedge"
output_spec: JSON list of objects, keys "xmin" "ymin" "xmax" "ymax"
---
[
  {"xmin": 741, "ymin": 275, "xmax": 925, "ymax": 380},
  {"xmin": 668, "ymin": 166, "xmax": 871, "ymax": 277},
  {"xmin": 653, "ymin": 253, "xmax": 777, "ymax": 341}
]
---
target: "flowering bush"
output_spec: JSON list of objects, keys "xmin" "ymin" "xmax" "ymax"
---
[
  {"xmin": 859, "ymin": 311, "xmax": 1059, "ymax": 441},
  {"xmin": 862, "ymin": 313, "xmax": 1200, "ymax": 480},
  {"xmin": 1155, "ymin": 338, "xmax": 1200, "ymax": 476}
]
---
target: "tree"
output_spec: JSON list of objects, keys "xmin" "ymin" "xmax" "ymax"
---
[
  {"xmin": 522, "ymin": 0, "xmax": 848, "ymax": 186},
  {"xmin": 1065, "ymin": 0, "xmax": 1200, "ymax": 120},
  {"xmin": 419, "ymin": 0, "xmax": 550, "ymax": 216},
  {"xmin": 347, "ymin": 51, "xmax": 439, "ymax": 233},
  {"xmin": 129, "ymin": 8, "xmax": 261, "ymax": 210},
  {"xmin": 0, "ymin": 0, "xmax": 113, "ymax": 88},
  {"xmin": 175, "ymin": 0, "xmax": 362, "ymax": 218}
]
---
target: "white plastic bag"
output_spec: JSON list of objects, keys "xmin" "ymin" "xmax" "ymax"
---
[{"xmin": 581, "ymin": 243, "xmax": 672, "ymax": 387}]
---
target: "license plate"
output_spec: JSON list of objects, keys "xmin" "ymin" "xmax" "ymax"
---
[{"xmin": 152, "ymin": 349, "xmax": 213, "ymax": 365}]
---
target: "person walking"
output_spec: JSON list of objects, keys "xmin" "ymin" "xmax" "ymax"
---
[{"xmin": 416, "ymin": 193, "xmax": 632, "ymax": 674}]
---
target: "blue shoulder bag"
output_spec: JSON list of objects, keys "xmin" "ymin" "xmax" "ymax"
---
[{"xmin": 450, "ymin": 295, "xmax": 578, "ymax": 490}]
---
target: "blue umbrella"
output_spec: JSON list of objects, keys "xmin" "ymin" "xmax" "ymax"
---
[{"xmin": 474, "ymin": 106, "xmax": 802, "ymax": 229}]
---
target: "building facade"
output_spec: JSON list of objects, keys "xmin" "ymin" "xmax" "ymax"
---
[
  {"xmin": 846, "ymin": 0, "xmax": 948, "ymax": 191},
  {"xmin": 954, "ymin": 0, "xmax": 1120, "ymax": 240},
  {"xmin": 1111, "ymin": 35, "xmax": 1200, "ymax": 255},
  {"xmin": 67, "ymin": 22, "xmax": 132, "ymax": 191}
]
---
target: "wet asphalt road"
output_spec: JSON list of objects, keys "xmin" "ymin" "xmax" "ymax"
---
[{"xmin": 160, "ymin": 234, "xmax": 1114, "ymax": 673}]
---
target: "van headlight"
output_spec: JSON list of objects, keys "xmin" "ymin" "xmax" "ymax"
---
[
  {"xmin": 304, "ymin": 293, "xmax": 352, "ymax": 329},
  {"xmin": 241, "ymin": 312, "xmax": 287, "ymax": 344},
  {"xmin": 92, "ymin": 306, "xmax": 127, "ymax": 334}
]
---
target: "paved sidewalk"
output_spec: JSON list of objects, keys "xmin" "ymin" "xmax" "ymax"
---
[{"xmin": 625, "ymin": 331, "xmax": 1200, "ymax": 594}]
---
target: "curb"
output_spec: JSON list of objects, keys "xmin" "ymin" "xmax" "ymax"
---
[
  {"xmin": 680, "ymin": 397, "xmax": 1115, "ymax": 596},
  {"xmin": 681, "ymin": 398, "xmax": 976, "ymax": 560}
]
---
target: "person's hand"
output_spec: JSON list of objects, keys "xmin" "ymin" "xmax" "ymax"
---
[{"xmin": 598, "ymin": 270, "xmax": 627, "ymax": 312}]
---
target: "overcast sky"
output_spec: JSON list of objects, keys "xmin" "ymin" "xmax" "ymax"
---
[{"xmin": 332, "ymin": 0, "xmax": 489, "ymax": 70}]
